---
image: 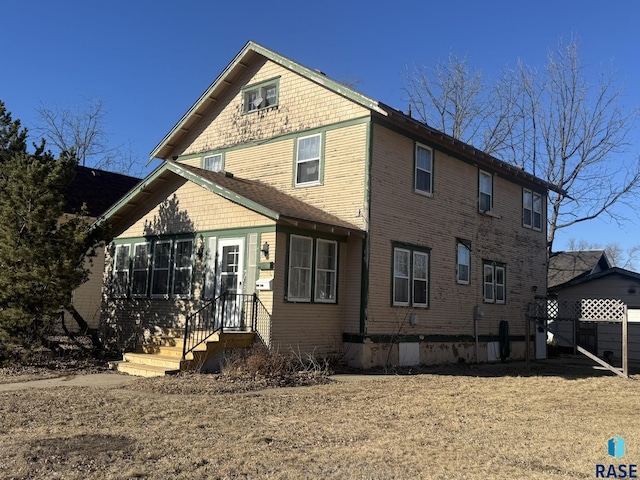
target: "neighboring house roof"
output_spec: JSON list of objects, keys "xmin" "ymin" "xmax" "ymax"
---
[
  {"xmin": 149, "ymin": 40, "xmax": 563, "ymax": 196},
  {"xmin": 65, "ymin": 165, "xmax": 141, "ymax": 217},
  {"xmin": 98, "ymin": 161, "xmax": 363, "ymax": 236},
  {"xmin": 548, "ymin": 250, "xmax": 611, "ymax": 289},
  {"xmin": 548, "ymin": 266, "xmax": 640, "ymax": 292}
]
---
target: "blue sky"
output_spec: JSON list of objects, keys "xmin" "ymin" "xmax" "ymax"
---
[{"xmin": 3, "ymin": 0, "xmax": 640, "ymax": 254}]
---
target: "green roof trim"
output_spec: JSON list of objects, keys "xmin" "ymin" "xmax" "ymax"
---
[
  {"xmin": 149, "ymin": 40, "xmax": 385, "ymax": 163},
  {"xmin": 94, "ymin": 161, "xmax": 280, "ymax": 229}
]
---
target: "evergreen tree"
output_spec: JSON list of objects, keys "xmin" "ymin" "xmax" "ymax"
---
[{"xmin": 0, "ymin": 101, "xmax": 103, "ymax": 359}]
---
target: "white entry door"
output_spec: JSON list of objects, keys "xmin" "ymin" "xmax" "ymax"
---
[{"xmin": 216, "ymin": 238, "xmax": 245, "ymax": 329}]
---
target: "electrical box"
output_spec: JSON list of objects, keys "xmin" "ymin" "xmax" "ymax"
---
[{"xmin": 256, "ymin": 278, "xmax": 273, "ymax": 291}]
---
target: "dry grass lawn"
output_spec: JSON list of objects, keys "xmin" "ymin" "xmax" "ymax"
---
[{"xmin": 1, "ymin": 361, "xmax": 639, "ymax": 479}]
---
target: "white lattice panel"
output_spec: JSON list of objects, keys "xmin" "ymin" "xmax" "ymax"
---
[
  {"xmin": 580, "ymin": 298, "xmax": 626, "ymax": 322},
  {"xmin": 528, "ymin": 298, "xmax": 626, "ymax": 322}
]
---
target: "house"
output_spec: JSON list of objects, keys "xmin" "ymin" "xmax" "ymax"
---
[
  {"xmin": 98, "ymin": 41, "xmax": 560, "ymax": 373},
  {"xmin": 548, "ymin": 251, "xmax": 640, "ymax": 362},
  {"xmin": 63, "ymin": 165, "xmax": 140, "ymax": 330}
]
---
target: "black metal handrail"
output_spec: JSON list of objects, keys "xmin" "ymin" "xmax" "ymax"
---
[
  {"xmin": 181, "ymin": 294, "xmax": 222, "ymax": 360},
  {"xmin": 181, "ymin": 292, "xmax": 272, "ymax": 360}
]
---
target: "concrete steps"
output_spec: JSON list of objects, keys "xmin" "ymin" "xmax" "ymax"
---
[{"xmin": 116, "ymin": 330, "xmax": 256, "ymax": 377}]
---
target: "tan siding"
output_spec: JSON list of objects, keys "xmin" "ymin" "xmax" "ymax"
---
[
  {"xmin": 174, "ymin": 60, "xmax": 369, "ymax": 156},
  {"xmin": 70, "ymin": 250, "xmax": 105, "ymax": 329},
  {"xmin": 269, "ymin": 230, "xmax": 351, "ymax": 355},
  {"xmin": 342, "ymin": 237, "xmax": 363, "ymax": 334},
  {"xmin": 366, "ymin": 124, "xmax": 548, "ymax": 339},
  {"xmin": 178, "ymin": 122, "xmax": 368, "ymax": 230},
  {"xmin": 119, "ymin": 179, "xmax": 275, "ymax": 238}
]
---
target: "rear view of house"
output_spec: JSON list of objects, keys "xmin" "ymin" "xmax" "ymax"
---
[{"xmin": 98, "ymin": 41, "xmax": 559, "ymax": 372}]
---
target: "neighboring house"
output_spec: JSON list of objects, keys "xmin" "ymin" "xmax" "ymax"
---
[
  {"xmin": 98, "ymin": 41, "xmax": 560, "ymax": 369},
  {"xmin": 548, "ymin": 251, "xmax": 640, "ymax": 362},
  {"xmin": 63, "ymin": 165, "xmax": 140, "ymax": 330}
]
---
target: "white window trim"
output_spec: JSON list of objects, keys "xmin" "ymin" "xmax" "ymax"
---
[
  {"xmin": 393, "ymin": 248, "xmax": 411, "ymax": 307},
  {"xmin": 479, "ymin": 170, "xmax": 493, "ymax": 213},
  {"xmin": 295, "ymin": 133, "xmax": 322, "ymax": 187},
  {"xmin": 393, "ymin": 246, "xmax": 429, "ymax": 308},
  {"xmin": 151, "ymin": 240, "xmax": 172, "ymax": 298},
  {"xmin": 495, "ymin": 265, "xmax": 506, "ymax": 304},
  {"xmin": 287, "ymin": 235, "xmax": 313, "ymax": 302},
  {"xmin": 112, "ymin": 244, "xmax": 130, "ymax": 298},
  {"xmin": 131, "ymin": 242, "xmax": 150, "ymax": 298},
  {"xmin": 483, "ymin": 261, "xmax": 506, "ymax": 304},
  {"xmin": 414, "ymin": 143, "xmax": 433, "ymax": 196},
  {"xmin": 314, "ymin": 239, "xmax": 337, "ymax": 303},
  {"xmin": 172, "ymin": 239, "xmax": 194, "ymax": 299},
  {"xmin": 243, "ymin": 80, "xmax": 279, "ymax": 113},
  {"xmin": 412, "ymin": 251, "xmax": 429, "ymax": 308},
  {"xmin": 532, "ymin": 191, "xmax": 542, "ymax": 231},
  {"xmin": 457, "ymin": 243, "xmax": 470, "ymax": 285},
  {"xmin": 203, "ymin": 153, "xmax": 224, "ymax": 172}
]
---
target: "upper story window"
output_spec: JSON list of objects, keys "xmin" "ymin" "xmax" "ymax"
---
[
  {"xmin": 479, "ymin": 170, "xmax": 493, "ymax": 212},
  {"xmin": 523, "ymin": 189, "xmax": 543, "ymax": 231},
  {"xmin": 203, "ymin": 153, "xmax": 224, "ymax": 172},
  {"xmin": 243, "ymin": 79, "xmax": 279, "ymax": 113},
  {"xmin": 295, "ymin": 133, "xmax": 322, "ymax": 187},
  {"xmin": 457, "ymin": 241, "xmax": 470, "ymax": 285},
  {"xmin": 415, "ymin": 143, "xmax": 433, "ymax": 195},
  {"xmin": 392, "ymin": 244, "xmax": 430, "ymax": 308}
]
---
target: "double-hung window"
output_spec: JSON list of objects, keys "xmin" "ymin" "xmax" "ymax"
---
[
  {"xmin": 172, "ymin": 239, "xmax": 193, "ymax": 298},
  {"xmin": 393, "ymin": 244, "xmax": 429, "ymax": 307},
  {"xmin": 315, "ymin": 239, "xmax": 337, "ymax": 302},
  {"xmin": 203, "ymin": 153, "xmax": 224, "ymax": 172},
  {"xmin": 295, "ymin": 134, "xmax": 322, "ymax": 186},
  {"xmin": 151, "ymin": 240, "xmax": 172, "ymax": 297},
  {"xmin": 112, "ymin": 244, "xmax": 130, "ymax": 297},
  {"xmin": 131, "ymin": 242, "xmax": 150, "ymax": 297},
  {"xmin": 479, "ymin": 170, "xmax": 493, "ymax": 212},
  {"xmin": 523, "ymin": 189, "xmax": 543, "ymax": 230},
  {"xmin": 288, "ymin": 235, "xmax": 313, "ymax": 301},
  {"xmin": 287, "ymin": 235, "xmax": 338, "ymax": 303},
  {"xmin": 457, "ymin": 242, "xmax": 470, "ymax": 285},
  {"xmin": 243, "ymin": 79, "xmax": 278, "ymax": 113},
  {"xmin": 483, "ymin": 261, "xmax": 506, "ymax": 304},
  {"xmin": 415, "ymin": 143, "xmax": 433, "ymax": 195}
]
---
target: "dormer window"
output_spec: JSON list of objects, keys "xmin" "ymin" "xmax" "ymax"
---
[{"xmin": 243, "ymin": 79, "xmax": 279, "ymax": 113}]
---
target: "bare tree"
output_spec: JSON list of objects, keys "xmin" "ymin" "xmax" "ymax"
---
[
  {"xmin": 34, "ymin": 97, "xmax": 143, "ymax": 176},
  {"xmin": 404, "ymin": 39, "xmax": 640, "ymax": 254}
]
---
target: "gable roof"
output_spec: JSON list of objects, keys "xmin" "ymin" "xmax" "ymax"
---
[
  {"xmin": 548, "ymin": 266, "xmax": 640, "ymax": 292},
  {"xmin": 149, "ymin": 41, "xmax": 562, "ymax": 196},
  {"xmin": 149, "ymin": 41, "xmax": 386, "ymax": 163},
  {"xmin": 548, "ymin": 250, "xmax": 611, "ymax": 289},
  {"xmin": 98, "ymin": 161, "xmax": 362, "ymax": 236},
  {"xmin": 64, "ymin": 165, "xmax": 141, "ymax": 217}
]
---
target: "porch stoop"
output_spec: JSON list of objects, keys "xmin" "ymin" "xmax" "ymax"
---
[{"xmin": 115, "ymin": 330, "xmax": 256, "ymax": 377}]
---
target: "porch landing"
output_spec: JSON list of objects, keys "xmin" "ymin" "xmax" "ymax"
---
[{"xmin": 113, "ymin": 330, "xmax": 256, "ymax": 377}]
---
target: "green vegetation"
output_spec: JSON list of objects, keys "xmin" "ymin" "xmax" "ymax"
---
[{"xmin": 0, "ymin": 101, "xmax": 104, "ymax": 361}]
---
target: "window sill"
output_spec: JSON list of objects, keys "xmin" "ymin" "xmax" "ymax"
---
[
  {"xmin": 242, "ymin": 105, "xmax": 279, "ymax": 116},
  {"xmin": 479, "ymin": 210, "xmax": 502, "ymax": 219},
  {"xmin": 413, "ymin": 189, "xmax": 434, "ymax": 198},
  {"xmin": 295, "ymin": 181, "xmax": 322, "ymax": 188}
]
